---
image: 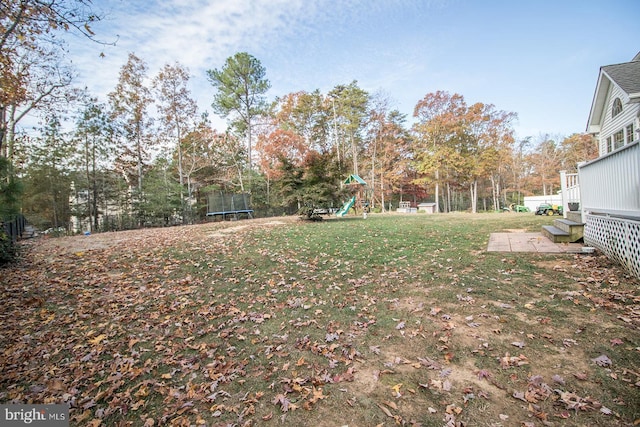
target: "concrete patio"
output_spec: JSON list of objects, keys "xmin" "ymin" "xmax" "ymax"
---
[{"xmin": 487, "ymin": 232, "xmax": 584, "ymax": 253}]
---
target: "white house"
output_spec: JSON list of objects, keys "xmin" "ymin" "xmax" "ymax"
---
[
  {"xmin": 569, "ymin": 52, "xmax": 640, "ymax": 278},
  {"xmin": 587, "ymin": 52, "xmax": 640, "ymax": 155}
]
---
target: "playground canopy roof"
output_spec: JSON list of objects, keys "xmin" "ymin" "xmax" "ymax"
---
[{"xmin": 344, "ymin": 174, "xmax": 367, "ymax": 185}]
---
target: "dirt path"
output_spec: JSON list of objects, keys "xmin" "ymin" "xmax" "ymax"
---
[{"xmin": 25, "ymin": 217, "xmax": 296, "ymax": 256}]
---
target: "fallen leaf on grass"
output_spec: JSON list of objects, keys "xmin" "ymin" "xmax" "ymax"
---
[
  {"xmin": 555, "ymin": 389, "xmax": 606, "ymax": 413},
  {"xmin": 512, "ymin": 391, "xmax": 526, "ymax": 402},
  {"xmin": 391, "ymin": 383, "xmax": 403, "ymax": 397},
  {"xmin": 476, "ymin": 369, "xmax": 492, "ymax": 380},
  {"xmin": 377, "ymin": 403, "xmax": 394, "ymax": 418},
  {"xmin": 273, "ymin": 394, "xmax": 298, "ymax": 412},
  {"xmin": 439, "ymin": 368, "xmax": 452, "ymax": 377},
  {"xmin": 617, "ymin": 315, "xmax": 632, "ymax": 323},
  {"xmin": 573, "ymin": 372, "xmax": 588, "ymax": 380},
  {"xmin": 592, "ymin": 354, "xmax": 612, "ymax": 367},
  {"xmin": 445, "ymin": 404, "xmax": 462, "ymax": 415},
  {"xmin": 325, "ymin": 333, "xmax": 339, "ymax": 342},
  {"xmin": 384, "ymin": 400, "xmax": 398, "ymax": 410},
  {"xmin": 307, "ymin": 387, "xmax": 328, "ymax": 404},
  {"xmin": 499, "ymin": 353, "xmax": 528, "ymax": 369},
  {"xmin": 463, "ymin": 391, "xmax": 475, "ymax": 403},
  {"xmin": 600, "ymin": 406, "xmax": 613, "ymax": 415},
  {"xmin": 88, "ymin": 334, "xmax": 107, "ymax": 345}
]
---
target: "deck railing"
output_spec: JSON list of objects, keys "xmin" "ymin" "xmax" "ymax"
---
[{"xmin": 559, "ymin": 170, "xmax": 580, "ymax": 218}]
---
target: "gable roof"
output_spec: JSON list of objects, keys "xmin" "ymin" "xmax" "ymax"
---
[
  {"xmin": 586, "ymin": 53, "xmax": 640, "ymax": 133},
  {"xmin": 343, "ymin": 174, "xmax": 366, "ymax": 185},
  {"xmin": 601, "ymin": 60, "xmax": 640, "ymax": 98}
]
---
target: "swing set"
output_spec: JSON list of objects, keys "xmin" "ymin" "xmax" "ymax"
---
[{"xmin": 335, "ymin": 174, "xmax": 371, "ymax": 217}]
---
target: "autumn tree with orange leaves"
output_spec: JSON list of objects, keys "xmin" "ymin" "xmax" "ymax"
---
[{"xmin": 364, "ymin": 93, "xmax": 411, "ymax": 211}]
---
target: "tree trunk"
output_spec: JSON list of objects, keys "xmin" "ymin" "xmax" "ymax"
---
[
  {"xmin": 434, "ymin": 169, "xmax": 440, "ymax": 213},
  {"xmin": 380, "ymin": 175, "xmax": 385, "ymax": 213},
  {"xmin": 85, "ymin": 136, "xmax": 92, "ymax": 232},
  {"xmin": 92, "ymin": 140, "xmax": 98, "ymax": 231},
  {"xmin": 370, "ymin": 136, "xmax": 377, "ymax": 209},
  {"xmin": 137, "ymin": 135, "xmax": 143, "ymax": 194},
  {"xmin": 176, "ymin": 122, "xmax": 185, "ymax": 223},
  {"xmin": 490, "ymin": 175, "xmax": 500, "ymax": 211},
  {"xmin": 236, "ymin": 161, "xmax": 245, "ymax": 193},
  {"xmin": 470, "ymin": 180, "xmax": 478, "ymax": 213},
  {"xmin": 0, "ymin": 106, "xmax": 5, "ymax": 157},
  {"xmin": 6, "ymin": 105, "xmax": 16, "ymax": 161},
  {"xmin": 351, "ymin": 133, "xmax": 358, "ymax": 176}
]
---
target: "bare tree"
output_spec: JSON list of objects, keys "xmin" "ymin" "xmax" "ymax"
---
[
  {"xmin": 153, "ymin": 62, "xmax": 198, "ymax": 221},
  {"xmin": 108, "ymin": 53, "xmax": 154, "ymax": 196}
]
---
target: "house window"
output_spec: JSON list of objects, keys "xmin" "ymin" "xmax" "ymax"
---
[
  {"xmin": 606, "ymin": 136, "xmax": 613, "ymax": 153},
  {"xmin": 627, "ymin": 124, "xmax": 635, "ymax": 144},
  {"xmin": 612, "ymin": 98, "xmax": 623, "ymax": 117},
  {"xmin": 614, "ymin": 129, "xmax": 625, "ymax": 149}
]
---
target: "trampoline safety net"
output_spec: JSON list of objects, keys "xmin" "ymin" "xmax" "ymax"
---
[{"xmin": 206, "ymin": 192, "xmax": 253, "ymax": 217}]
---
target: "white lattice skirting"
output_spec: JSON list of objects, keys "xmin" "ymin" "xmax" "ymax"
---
[{"xmin": 584, "ymin": 214, "xmax": 640, "ymax": 278}]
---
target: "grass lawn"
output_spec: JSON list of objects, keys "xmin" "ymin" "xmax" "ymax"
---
[{"xmin": 1, "ymin": 212, "xmax": 638, "ymax": 427}]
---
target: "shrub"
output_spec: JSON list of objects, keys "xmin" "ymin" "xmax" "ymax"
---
[{"xmin": 0, "ymin": 227, "xmax": 17, "ymax": 265}]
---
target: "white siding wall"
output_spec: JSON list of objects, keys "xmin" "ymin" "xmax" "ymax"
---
[{"xmin": 598, "ymin": 82, "xmax": 640, "ymax": 156}]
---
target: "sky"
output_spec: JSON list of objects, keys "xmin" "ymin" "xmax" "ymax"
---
[{"xmin": 63, "ymin": 0, "xmax": 640, "ymax": 141}]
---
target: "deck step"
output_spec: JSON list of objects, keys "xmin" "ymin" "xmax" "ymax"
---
[
  {"xmin": 541, "ymin": 225, "xmax": 572, "ymax": 243},
  {"xmin": 553, "ymin": 219, "xmax": 584, "ymax": 242}
]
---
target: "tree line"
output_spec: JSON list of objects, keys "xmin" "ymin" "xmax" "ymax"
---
[{"xmin": 1, "ymin": 1, "xmax": 599, "ymax": 244}]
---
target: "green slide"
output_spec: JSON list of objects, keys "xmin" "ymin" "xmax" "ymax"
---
[{"xmin": 335, "ymin": 196, "xmax": 356, "ymax": 217}]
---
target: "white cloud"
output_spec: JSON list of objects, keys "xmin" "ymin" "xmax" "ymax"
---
[{"xmin": 67, "ymin": 0, "xmax": 349, "ymax": 129}]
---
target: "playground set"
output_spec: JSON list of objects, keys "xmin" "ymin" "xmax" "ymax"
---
[{"xmin": 335, "ymin": 174, "xmax": 370, "ymax": 218}]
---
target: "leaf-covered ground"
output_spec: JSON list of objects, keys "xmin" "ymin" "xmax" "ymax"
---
[{"xmin": 1, "ymin": 214, "xmax": 638, "ymax": 427}]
